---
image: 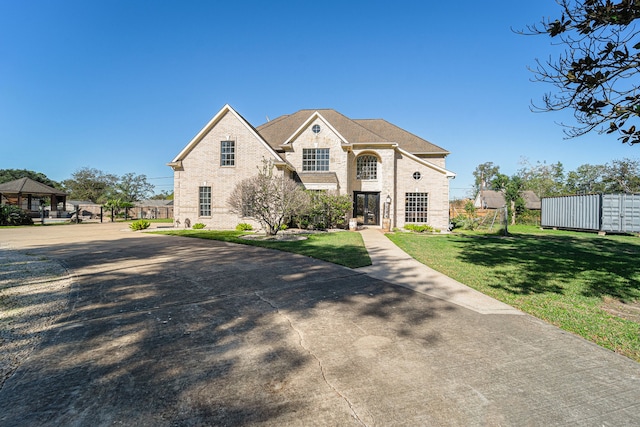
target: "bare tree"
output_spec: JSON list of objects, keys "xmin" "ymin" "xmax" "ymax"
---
[
  {"xmin": 520, "ymin": 0, "xmax": 640, "ymax": 144},
  {"xmin": 228, "ymin": 160, "xmax": 309, "ymax": 235}
]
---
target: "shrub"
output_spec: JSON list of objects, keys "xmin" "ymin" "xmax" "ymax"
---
[
  {"xmin": 404, "ymin": 224, "xmax": 435, "ymax": 233},
  {"xmin": 0, "ymin": 205, "xmax": 34, "ymax": 226},
  {"xmin": 236, "ymin": 223, "xmax": 253, "ymax": 231},
  {"xmin": 450, "ymin": 215, "xmax": 478, "ymax": 230},
  {"xmin": 130, "ymin": 219, "xmax": 150, "ymax": 231},
  {"xmin": 192, "ymin": 223, "xmax": 206, "ymax": 229},
  {"xmin": 516, "ymin": 209, "xmax": 541, "ymax": 226},
  {"xmin": 295, "ymin": 191, "xmax": 352, "ymax": 230}
]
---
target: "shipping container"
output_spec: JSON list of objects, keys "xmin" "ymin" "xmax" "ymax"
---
[{"xmin": 541, "ymin": 194, "xmax": 640, "ymax": 233}]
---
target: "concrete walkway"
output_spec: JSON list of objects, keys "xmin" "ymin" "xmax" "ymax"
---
[{"xmin": 358, "ymin": 228, "xmax": 522, "ymax": 315}]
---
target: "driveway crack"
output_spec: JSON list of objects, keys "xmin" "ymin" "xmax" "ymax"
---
[{"xmin": 255, "ymin": 291, "xmax": 367, "ymax": 427}]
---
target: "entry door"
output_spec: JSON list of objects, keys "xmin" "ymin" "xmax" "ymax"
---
[{"xmin": 354, "ymin": 192, "xmax": 380, "ymax": 225}]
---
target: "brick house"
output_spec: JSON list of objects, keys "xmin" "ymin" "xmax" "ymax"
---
[{"xmin": 168, "ymin": 104, "xmax": 455, "ymax": 231}]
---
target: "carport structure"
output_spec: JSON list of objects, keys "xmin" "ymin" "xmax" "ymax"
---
[{"xmin": 0, "ymin": 177, "xmax": 67, "ymax": 218}]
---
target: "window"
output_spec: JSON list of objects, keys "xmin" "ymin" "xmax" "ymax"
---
[
  {"xmin": 302, "ymin": 148, "xmax": 329, "ymax": 171},
  {"xmin": 405, "ymin": 192, "xmax": 428, "ymax": 223},
  {"xmin": 356, "ymin": 155, "xmax": 378, "ymax": 180},
  {"xmin": 221, "ymin": 140, "xmax": 235, "ymax": 166},
  {"xmin": 312, "ymin": 124, "xmax": 321, "ymax": 134},
  {"xmin": 413, "ymin": 171, "xmax": 421, "ymax": 180},
  {"xmin": 199, "ymin": 186, "xmax": 211, "ymax": 216}
]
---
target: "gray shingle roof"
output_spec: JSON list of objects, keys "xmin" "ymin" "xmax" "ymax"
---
[
  {"xmin": 353, "ymin": 119, "xmax": 449, "ymax": 154},
  {"xmin": 476, "ymin": 190, "xmax": 541, "ymax": 210},
  {"xmin": 256, "ymin": 109, "xmax": 449, "ymax": 155},
  {"xmin": 0, "ymin": 177, "xmax": 66, "ymax": 196},
  {"xmin": 295, "ymin": 172, "xmax": 339, "ymax": 185}
]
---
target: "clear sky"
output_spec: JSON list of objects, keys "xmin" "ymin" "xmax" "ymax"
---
[{"xmin": 1, "ymin": 0, "xmax": 637, "ymax": 199}]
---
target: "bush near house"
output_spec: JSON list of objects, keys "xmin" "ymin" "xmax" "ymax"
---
[
  {"xmin": 294, "ymin": 191, "xmax": 352, "ymax": 230},
  {"xmin": 404, "ymin": 224, "xmax": 438, "ymax": 233},
  {"xmin": 236, "ymin": 223, "xmax": 253, "ymax": 231}
]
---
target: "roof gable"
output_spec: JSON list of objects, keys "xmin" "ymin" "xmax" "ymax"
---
[
  {"xmin": 283, "ymin": 111, "xmax": 351, "ymax": 147},
  {"xmin": 257, "ymin": 109, "xmax": 389, "ymax": 148},
  {"xmin": 170, "ymin": 104, "xmax": 284, "ymax": 165},
  {"xmin": 397, "ymin": 148, "xmax": 456, "ymax": 177}
]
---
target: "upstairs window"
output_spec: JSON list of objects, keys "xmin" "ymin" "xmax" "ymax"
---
[
  {"xmin": 221, "ymin": 140, "xmax": 235, "ymax": 166},
  {"xmin": 302, "ymin": 148, "xmax": 329, "ymax": 171},
  {"xmin": 356, "ymin": 155, "xmax": 378, "ymax": 180}
]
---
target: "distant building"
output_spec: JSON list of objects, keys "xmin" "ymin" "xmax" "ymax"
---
[{"xmin": 474, "ymin": 190, "xmax": 541, "ymax": 210}]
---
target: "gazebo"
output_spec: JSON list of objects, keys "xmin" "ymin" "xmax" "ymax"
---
[{"xmin": 0, "ymin": 177, "xmax": 67, "ymax": 218}]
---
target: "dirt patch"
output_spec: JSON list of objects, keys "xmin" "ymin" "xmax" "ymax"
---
[
  {"xmin": 0, "ymin": 250, "xmax": 72, "ymax": 389},
  {"xmin": 601, "ymin": 297, "xmax": 640, "ymax": 323}
]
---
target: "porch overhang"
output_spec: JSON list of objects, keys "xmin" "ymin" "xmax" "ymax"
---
[{"xmin": 296, "ymin": 172, "xmax": 338, "ymax": 191}]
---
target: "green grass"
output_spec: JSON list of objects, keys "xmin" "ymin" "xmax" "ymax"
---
[
  {"xmin": 387, "ymin": 225, "xmax": 640, "ymax": 361},
  {"xmin": 152, "ymin": 230, "xmax": 372, "ymax": 268}
]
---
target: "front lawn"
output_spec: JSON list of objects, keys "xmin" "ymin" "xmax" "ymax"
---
[
  {"xmin": 387, "ymin": 225, "xmax": 640, "ymax": 361},
  {"xmin": 152, "ymin": 230, "xmax": 372, "ymax": 268}
]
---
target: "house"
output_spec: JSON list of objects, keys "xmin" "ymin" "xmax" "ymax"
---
[
  {"xmin": 474, "ymin": 190, "xmax": 541, "ymax": 210},
  {"xmin": 168, "ymin": 104, "xmax": 455, "ymax": 231}
]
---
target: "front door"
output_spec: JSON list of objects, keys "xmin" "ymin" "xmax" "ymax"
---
[{"xmin": 354, "ymin": 192, "xmax": 380, "ymax": 225}]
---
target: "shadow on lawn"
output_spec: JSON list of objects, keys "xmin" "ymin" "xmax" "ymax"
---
[{"xmin": 455, "ymin": 233, "xmax": 640, "ymax": 301}]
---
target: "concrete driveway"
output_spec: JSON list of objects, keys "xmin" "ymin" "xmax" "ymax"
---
[{"xmin": 1, "ymin": 223, "xmax": 639, "ymax": 426}]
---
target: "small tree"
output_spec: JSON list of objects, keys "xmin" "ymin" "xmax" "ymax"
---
[
  {"xmin": 228, "ymin": 159, "xmax": 309, "ymax": 235},
  {"xmin": 492, "ymin": 174, "xmax": 526, "ymax": 225},
  {"xmin": 103, "ymin": 198, "xmax": 134, "ymax": 221}
]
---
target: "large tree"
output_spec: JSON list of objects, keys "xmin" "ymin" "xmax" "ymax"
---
[
  {"xmin": 517, "ymin": 159, "xmax": 566, "ymax": 198},
  {"xmin": 564, "ymin": 163, "xmax": 607, "ymax": 193},
  {"xmin": 62, "ymin": 167, "xmax": 117, "ymax": 203},
  {"xmin": 0, "ymin": 169, "xmax": 60, "ymax": 188},
  {"xmin": 115, "ymin": 173, "xmax": 154, "ymax": 202},
  {"xmin": 523, "ymin": 0, "xmax": 640, "ymax": 144},
  {"xmin": 601, "ymin": 157, "xmax": 640, "ymax": 191}
]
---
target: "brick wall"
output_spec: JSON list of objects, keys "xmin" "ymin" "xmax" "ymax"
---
[
  {"xmin": 172, "ymin": 110, "xmax": 452, "ymax": 231},
  {"xmin": 394, "ymin": 152, "xmax": 451, "ymax": 231},
  {"xmin": 173, "ymin": 111, "xmax": 280, "ymax": 230}
]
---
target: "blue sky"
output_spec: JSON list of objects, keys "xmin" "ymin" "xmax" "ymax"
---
[{"xmin": 1, "ymin": 0, "xmax": 637, "ymax": 199}]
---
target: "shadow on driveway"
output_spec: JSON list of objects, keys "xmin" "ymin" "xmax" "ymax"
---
[{"xmin": 1, "ymin": 225, "xmax": 639, "ymax": 426}]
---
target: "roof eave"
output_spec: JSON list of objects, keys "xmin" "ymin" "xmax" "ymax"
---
[{"xmin": 397, "ymin": 147, "xmax": 456, "ymax": 178}]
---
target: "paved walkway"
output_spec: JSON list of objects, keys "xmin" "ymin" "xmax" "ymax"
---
[
  {"xmin": 0, "ymin": 223, "xmax": 639, "ymax": 426},
  {"xmin": 358, "ymin": 228, "xmax": 522, "ymax": 315}
]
